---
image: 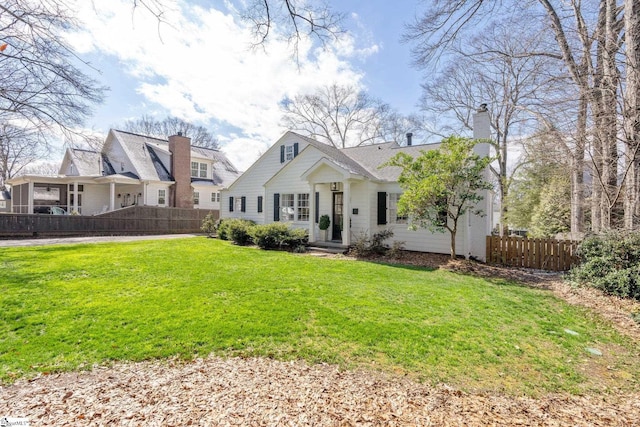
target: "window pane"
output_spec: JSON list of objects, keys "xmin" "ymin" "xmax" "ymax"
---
[
  {"xmin": 193, "ymin": 191, "xmax": 200, "ymax": 205},
  {"xmin": 285, "ymin": 145, "xmax": 294, "ymax": 161},
  {"xmin": 297, "ymin": 193, "xmax": 309, "ymax": 221},
  {"xmin": 200, "ymin": 163, "xmax": 207, "ymax": 178},
  {"xmin": 389, "ymin": 193, "xmax": 407, "ymax": 224},
  {"xmin": 191, "ymin": 162, "xmax": 198, "ymax": 177},
  {"xmin": 281, "ymin": 193, "xmax": 294, "ymax": 221}
]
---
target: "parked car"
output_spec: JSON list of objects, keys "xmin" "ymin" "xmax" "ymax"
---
[{"xmin": 34, "ymin": 206, "xmax": 68, "ymax": 215}]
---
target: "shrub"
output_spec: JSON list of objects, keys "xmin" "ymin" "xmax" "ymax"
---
[
  {"xmin": 569, "ymin": 231, "xmax": 640, "ymax": 301},
  {"xmin": 250, "ymin": 223, "xmax": 308, "ymax": 250},
  {"xmin": 217, "ymin": 218, "xmax": 255, "ymax": 245},
  {"xmin": 350, "ymin": 229, "xmax": 395, "ymax": 257},
  {"xmin": 319, "ymin": 214, "xmax": 331, "ymax": 231},
  {"xmin": 201, "ymin": 213, "xmax": 219, "ymax": 236}
]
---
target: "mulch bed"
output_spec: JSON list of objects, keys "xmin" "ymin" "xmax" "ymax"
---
[{"xmin": 2, "ymin": 251, "xmax": 640, "ymax": 426}]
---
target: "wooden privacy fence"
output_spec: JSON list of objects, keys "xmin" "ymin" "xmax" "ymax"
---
[
  {"xmin": 486, "ymin": 235, "xmax": 580, "ymax": 271},
  {"xmin": 0, "ymin": 206, "xmax": 218, "ymax": 238}
]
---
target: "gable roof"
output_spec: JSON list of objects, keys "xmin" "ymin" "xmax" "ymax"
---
[
  {"xmin": 292, "ymin": 133, "xmax": 378, "ymax": 179},
  {"xmin": 110, "ymin": 130, "xmax": 171, "ymax": 181},
  {"xmin": 342, "ymin": 142, "xmax": 439, "ymax": 181},
  {"xmin": 67, "ymin": 148, "xmax": 102, "ymax": 176},
  {"xmin": 284, "ymin": 133, "xmax": 440, "ymax": 182},
  {"xmin": 108, "ymin": 130, "xmax": 240, "ymax": 186}
]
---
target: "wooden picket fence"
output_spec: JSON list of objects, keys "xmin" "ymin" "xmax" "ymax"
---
[{"xmin": 486, "ymin": 235, "xmax": 580, "ymax": 272}]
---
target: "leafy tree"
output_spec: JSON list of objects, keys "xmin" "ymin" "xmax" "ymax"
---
[
  {"xmin": 384, "ymin": 136, "xmax": 492, "ymax": 259},
  {"xmin": 122, "ymin": 115, "xmax": 219, "ymax": 149},
  {"xmin": 506, "ymin": 128, "xmax": 572, "ymax": 236},
  {"xmin": 528, "ymin": 174, "xmax": 571, "ymax": 238}
]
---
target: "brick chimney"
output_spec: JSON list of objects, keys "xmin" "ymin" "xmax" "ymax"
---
[{"xmin": 168, "ymin": 132, "xmax": 193, "ymax": 208}]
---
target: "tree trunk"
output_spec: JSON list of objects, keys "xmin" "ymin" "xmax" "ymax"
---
[
  {"xmin": 450, "ymin": 223, "xmax": 457, "ymax": 260},
  {"xmin": 571, "ymin": 93, "xmax": 586, "ymax": 235},
  {"xmin": 624, "ymin": 0, "xmax": 640, "ymax": 229}
]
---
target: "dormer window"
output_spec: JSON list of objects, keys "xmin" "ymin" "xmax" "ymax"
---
[
  {"xmin": 191, "ymin": 161, "xmax": 208, "ymax": 178},
  {"xmin": 280, "ymin": 142, "xmax": 299, "ymax": 163},
  {"xmin": 285, "ymin": 145, "xmax": 294, "ymax": 161}
]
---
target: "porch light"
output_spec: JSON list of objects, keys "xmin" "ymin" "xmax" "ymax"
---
[
  {"xmin": 117, "ymin": 194, "xmax": 121, "ymax": 198},
  {"xmin": 330, "ymin": 182, "xmax": 338, "ymax": 191}
]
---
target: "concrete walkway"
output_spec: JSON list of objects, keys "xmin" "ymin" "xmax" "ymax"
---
[{"xmin": 0, "ymin": 234, "xmax": 201, "ymax": 247}]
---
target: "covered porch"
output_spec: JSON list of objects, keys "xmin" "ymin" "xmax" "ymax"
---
[{"xmin": 301, "ymin": 158, "xmax": 367, "ymax": 246}]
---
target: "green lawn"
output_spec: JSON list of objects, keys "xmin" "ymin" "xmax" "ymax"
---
[{"xmin": 1, "ymin": 237, "xmax": 638, "ymax": 395}]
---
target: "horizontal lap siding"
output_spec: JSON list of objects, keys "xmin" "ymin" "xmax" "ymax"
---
[
  {"xmin": 368, "ymin": 184, "xmax": 468, "ymax": 256},
  {"xmin": 221, "ymin": 134, "xmax": 311, "ymax": 224}
]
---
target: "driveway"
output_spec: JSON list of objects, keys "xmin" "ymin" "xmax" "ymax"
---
[{"xmin": 0, "ymin": 234, "xmax": 201, "ymax": 247}]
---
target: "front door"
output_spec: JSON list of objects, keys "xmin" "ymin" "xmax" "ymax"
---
[{"xmin": 332, "ymin": 192, "xmax": 343, "ymax": 241}]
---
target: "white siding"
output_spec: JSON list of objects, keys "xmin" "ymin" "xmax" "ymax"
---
[
  {"xmin": 146, "ymin": 183, "xmax": 171, "ymax": 207},
  {"xmin": 369, "ymin": 183, "xmax": 469, "ymax": 256},
  {"xmin": 78, "ymin": 184, "xmax": 110, "ymax": 215},
  {"xmin": 191, "ymin": 183, "xmax": 223, "ymax": 210},
  {"xmin": 221, "ymin": 133, "xmax": 311, "ymax": 224}
]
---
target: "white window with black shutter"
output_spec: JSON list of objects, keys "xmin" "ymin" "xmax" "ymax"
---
[
  {"xmin": 235, "ymin": 197, "xmax": 244, "ymax": 212},
  {"xmin": 280, "ymin": 142, "xmax": 299, "ymax": 163},
  {"xmin": 378, "ymin": 192, "xmax": 407, "ymax": 225}
]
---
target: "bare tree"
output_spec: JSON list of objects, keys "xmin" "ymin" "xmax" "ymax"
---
[
  {"xmin": 241, "ymin": 0, "xmax": 344, "ymax": 58},
  {"xmin": 0, "ymin": 124, "xmax": 46, "ymax": 188},
  {"xmin": 280, "ymin": 84, "xmax": 393, "ymax": 149},
  {"xmin": 0, "ymin": 0, "xmax": 105, "ymax": 140},
  {"xmin": 404, "ymin": 0, "xmax": 640, "ymax": 234},
  {"xmin": 418, "ymin": 19, "xmax": 560, "ymax": 234},
  {"xmin": 122, "ymin": 115, "xmax": 219, "ymax": 149},
  {"xmin": 623, "ymin": 0, "xmax": 640, "ymax": 228}
]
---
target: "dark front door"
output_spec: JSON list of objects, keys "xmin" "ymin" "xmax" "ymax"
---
[{"xmin": 332, "ymin": 192, "xmax": 343, "ymax": 241}]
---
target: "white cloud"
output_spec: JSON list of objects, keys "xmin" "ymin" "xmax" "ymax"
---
[{"xmin": 64, "ymin": 0, "xmax": 375, "ymax": 171}]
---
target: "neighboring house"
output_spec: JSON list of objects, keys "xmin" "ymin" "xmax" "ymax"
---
[
  {"xmin": 7, "ymin": 130, "xmax": 240, "ymax": 215},
  {"xmin": 0, "ymin": 189, "xmax": 11, "ymax": 213},
  {"xmin": 222, "ymin": 110, "xmax": 492, "ymax": 260}
]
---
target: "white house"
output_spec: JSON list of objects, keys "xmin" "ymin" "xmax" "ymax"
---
[
  {"xmin": 221, "ymin": 110, "xmax": 492, "ymax": 260},
  {"xmin": 7, "ymin": 129, "xmax": 240, "ymax": 215}
]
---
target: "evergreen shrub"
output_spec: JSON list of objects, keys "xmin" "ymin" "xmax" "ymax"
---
[{"xmin": 569, "ymin": 231, "xmax": 640, "ymax": 300}]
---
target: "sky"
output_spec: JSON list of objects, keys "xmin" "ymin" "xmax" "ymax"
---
[{"xmin": 63, "ymin": 0, "xmax": 426, "ymax": 171}]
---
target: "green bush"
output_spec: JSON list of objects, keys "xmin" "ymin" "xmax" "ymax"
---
[
  {"xmin": 250, "ymin": 223, "xmax": 308, "ymax": 250},
  {"xmin": 201, "ymin": 213, "xmax": 219, "ymax": 236},
  {"xmin": 569, "ymin": 231, "xmax": 640, "ymax": 300},
  {"xmin": 217, "ymin": 218, "xmax": 255, "ymax": 245},
  {"xmin": 350, "ymin": 229, "xmax": 395, "ymax": 257}
]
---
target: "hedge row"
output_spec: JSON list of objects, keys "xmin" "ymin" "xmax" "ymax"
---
[{"xmin": 202, "ymin": 215, "xmax": 308, "ymax": 250}]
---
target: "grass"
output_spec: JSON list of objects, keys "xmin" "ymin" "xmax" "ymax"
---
[{"xmin": 1, "ymin": 237, "xmax": 638, "ymax": 395}]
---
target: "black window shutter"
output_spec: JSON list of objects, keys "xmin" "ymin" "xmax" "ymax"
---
[
  {"xmin": 241, "ymin": 196, "xmax": 246, "ymax": 212},
  {"xmin": 257, "ymin": 196, "xmax": 263, "ymax": 213},
  {"xmin": 229, "ymin": 196, "xmax": 234, "ymax": 212},
  {"xmin": 274, "ymin": 193, "xmax": 280, "ymax": 221},
  {"xmin": 315, "ymin": 192, "xmax": 319, "ymax": 223},
  {"xmin": 293, "ymin": 142, "xmax": 299, "ymax": 157},
  {"xmin": 377, "ymin": 192, "xmax": 387, "ymax": 225},
  {"xmin": 280, "ymin": 145, "xmax": 285, "ymax": 163}
]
